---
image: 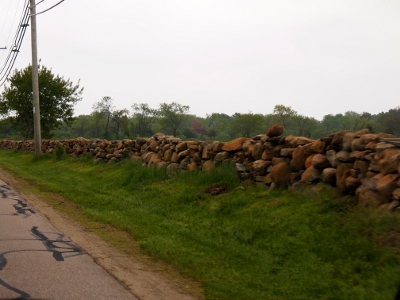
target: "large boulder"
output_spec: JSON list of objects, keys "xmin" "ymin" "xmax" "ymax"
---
[
  {"xmin": 222, "ymin": 137, "xmax": 250, "ymax": 151},
  {"xmin": 290, "ymin": 146, "xmax": 307, "ymax": 171},
  {"xmin": 321, "ymin": 168, "xmax": 337, "ymax": 185},
  {"xmin": 301, "ymin": 166, "xmax": 322, "ymax": 184},
  {"xmin": 336, "ymin": 162, "xmax": 353, "ymax": 193},
  {"xmin": 310, "ymin": 140, "xmax": 327, "ymax": 153},
  {"xmin": 266, "ymin": 124, "xmax": 283, "ymax": 137},
  {"xmin": 163, "ymin": 148, "xmax": 173, "ymax": 161},
  {"xmin": 312, "ymin": 154, "xmax": 331, "ymax": 169},
  {"xmin": 270, "ymin": 161, "xmax": 292, "ymax": 186},
  {"xmin": 376, "ymin": 174, "xmax": 400, "ymax": 197},
  {"xmin": 328, "ymin": 130, "xmax": 352, "ymax": 151},
  {"xmin": 305, "ymin": 154, "xmax": 316, "ymax": 169},
  {"xmin": 252, "ymin": 142, "xmax": 264, "ymax": 160},
  {"xmin": 378, "ymin": 148, "xmax": 400, "ymax": 175},
  {"xmin": 176, "ymin": 142, "xmax": 188, "ymax": 152}
]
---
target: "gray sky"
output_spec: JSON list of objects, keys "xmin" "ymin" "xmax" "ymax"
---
[{"xmin": 1, "ymin": 0, "xmax": 399, "ymax": 121}]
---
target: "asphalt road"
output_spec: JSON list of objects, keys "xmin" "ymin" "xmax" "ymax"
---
[{"xmin": 0, "ymin": 179, "xmax": 137, "ymax": 300}]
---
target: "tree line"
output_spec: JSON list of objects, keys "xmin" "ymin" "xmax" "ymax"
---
[{"xmin": 0, "ymin": 64, "xmax": 399, "ymax": 141}]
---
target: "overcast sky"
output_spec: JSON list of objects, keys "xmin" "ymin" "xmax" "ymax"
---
[{"xmin": 0, "ymin": 0, "xmax": 399, "ymax": 121}]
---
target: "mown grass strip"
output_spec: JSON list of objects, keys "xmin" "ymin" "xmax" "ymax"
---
[{"xmin": 0, "ymin": 149, "xmax": 399, "ymax": 300}]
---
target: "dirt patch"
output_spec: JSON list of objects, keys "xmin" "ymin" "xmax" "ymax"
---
[
  {"xmin": 375, "ymin": 230, "xmax": 400, "ymax": 256},
  {"xmin": 0, "ymin": 166, "xmax": 203, "ymax": 300}
]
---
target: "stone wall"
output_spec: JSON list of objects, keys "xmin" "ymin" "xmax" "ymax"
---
[{"xmin": 1, "ymin": 126, "xmax": 400, "ymax": 209}]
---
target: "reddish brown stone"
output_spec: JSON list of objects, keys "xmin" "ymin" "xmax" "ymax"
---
[
  {"xmin": 376, "ymin": 174, "xmax": 400, "ymax": 197},
  {"xmin": 290, "ymin": 146, "xmax": 306, "ymax": 171},
  {"xmin": 148, "ymin": 140, "xmax": 158, "ymax": 152},
  {"xmin": 378, "ymin": 148, "xmax": 400, "ymax": 175},
  {"xmin": 171, "ymin": 152, "xmax": 179, "ymax": 163},
  {"xmin": 266, "ymin": 124, "xmax": 284, "ymax": 137},
  {"xmin": 176, "ymin": 142, "xmax": 188, "ymax": 152},
  {"xmin": 270, "ymin": 161, "xmax": 292, "ymax": 187},
  {"xmin": 301, "ymin": 166, "xmax": 322, "ymax": 184},
  {"xmin": 252, "ymin": 143, "xmax": 264, "ymax": 160},
  {"xmin": 310, "ymin": 140, "xmax": 327, "ymax": 153},
  {"xmin": 163, "ymin": 148, "xmax": 173, "ymax": 161},
  {"xmin": 336, "ymin": 162, "xmax": 353, "ymax": 192},
  {"xmin": 321, "ymin": 168, "xmax": 337, "ymax": 185},
  {"xmin": 305, "ymin": 154, "xmax": 316, "ymax": 169},
  {"xmin": 312, "ymin": 154, "xmax": 331, "ymax": 169},
  {"xmin": 222, "ymin": 137, "xmax": 249, "ymax": 151}
]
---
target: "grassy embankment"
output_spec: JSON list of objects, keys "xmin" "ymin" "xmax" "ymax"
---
[{"xmin": 0, "ymin": 149, "xmax": 399, "ymax": 300}]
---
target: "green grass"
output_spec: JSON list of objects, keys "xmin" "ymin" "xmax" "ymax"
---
[{"xmin": 0, "ymin": 149, "xmax": 399, "ymax": 299}]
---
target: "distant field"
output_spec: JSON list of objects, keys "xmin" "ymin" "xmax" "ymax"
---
[{"xmin": 0, "ymin": 149, "xmax": 399, "ymax": 300}]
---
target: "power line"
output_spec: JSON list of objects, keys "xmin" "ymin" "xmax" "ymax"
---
[
  {"xmin": 0, "ymin": 0, "xmax": 30, "ymax": 87},
  {"xmin": 0, "ymin": 0, "xmax": 23, "ymax": 47},
  {"xmin": 0, "ymin": 0, "xmax": 66, "ymax": 88},
  {"xmin": 0, "ymin": 0, "xmax": 14, "ymax": 42},
  {"xmin": 0, "ymin": 0, "xmax": 24, "ymax": 62},
  {"xmin": 31, "ymin": 0, "xmax": 65, "ymax": 16}
]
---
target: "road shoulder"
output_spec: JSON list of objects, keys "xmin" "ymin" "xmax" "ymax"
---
[{"xmin": 0, "ymin": 166, "xmax": 202, "ymax": 300}]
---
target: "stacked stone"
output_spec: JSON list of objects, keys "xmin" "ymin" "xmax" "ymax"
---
[{"xmin": 1, "ymin": 125, "xmax": 400, "ymax": 209}]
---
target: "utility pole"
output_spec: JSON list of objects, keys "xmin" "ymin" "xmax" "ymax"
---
[{"xmin": 29, "ymin": 0, "xmax": 41, "ymax": 157}]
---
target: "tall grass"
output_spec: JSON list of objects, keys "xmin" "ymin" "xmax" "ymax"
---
[{"xmin": 0, "ymin": 149, "xmax": 399, "ymax": 299}]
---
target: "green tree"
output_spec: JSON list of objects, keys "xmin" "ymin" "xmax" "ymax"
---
[
  {"xmin": 158, "ymin": 102, "xmax": 189, "ymax": 137},
  {"xmin": 229, "ymin": 113, "xmax": 265, "ymax": 137},
  {"xmin": 72, "ymin": 115, "xmax": 92, "ymax": 138},
  {"xmin": 339, "ymin": 111, "xmax": 369, "ymax": 131},
  {"xmin": 111, "ymin": 109, "xmax": 129, "ymax": 139},
  {"xmin": 380, "ymin": 107, "xmax": 400, "ymax": 136},
  {"xmin": 131, "ymin": 103, "xmax": 158, "ymax": 137},
  {"xmin": 272, "ymin": 105, "xmax": 296, "ymax": 135},
  {"xmin": 206, "ymin": 113, "xmax": 230, "ymax": 139},
  {"xmin": 0, "ymin": 64, "xmax": 83, "ymax": 139},
  {"xmin": 0, "ymin": 117, "xmax": 16, "ymax": 138},
  {"xmin": 292, "ymin": 115, "xmax": 320, "ymax": 138},
  {"xmin": 92, "ymin": 96, "xmax": 115, "ymax": 139}
]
